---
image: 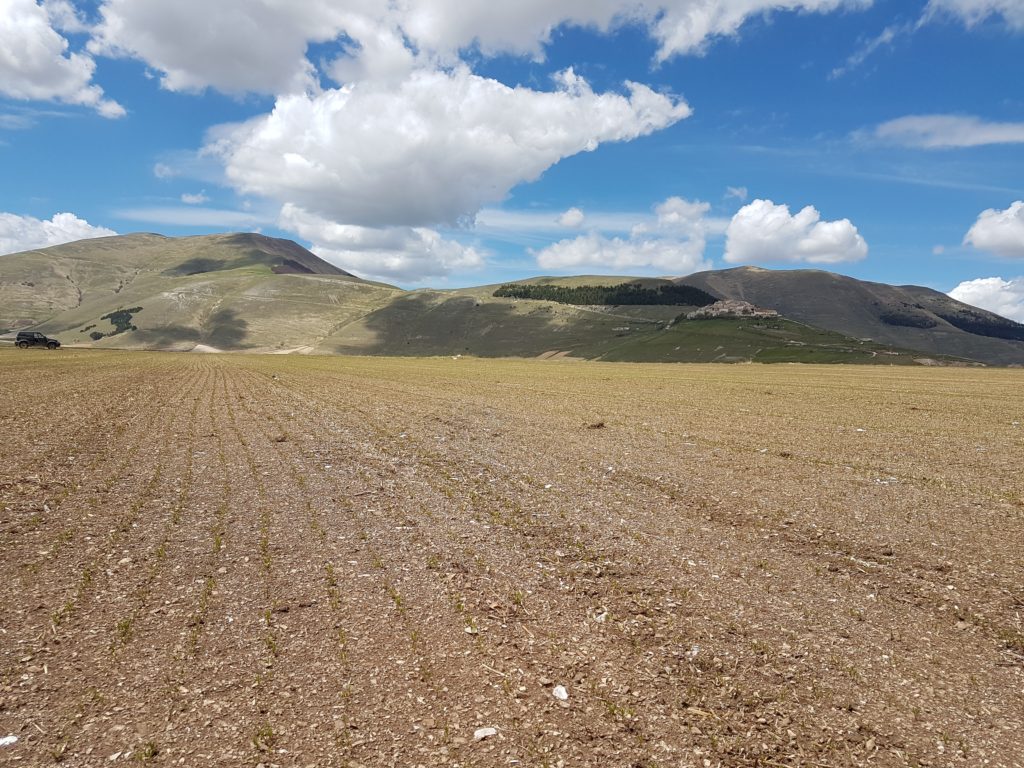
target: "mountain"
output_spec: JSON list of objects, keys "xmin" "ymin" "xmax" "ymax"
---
[
  {"xmin": 2, "ymin": 234, "xmax": 1022, "ymax": 365},
  {"xmin": 677, "ymin": 266, "xmax": 1024, "ymax": 366},
  {"xmin": 0, "ymin": 233, "xmax": 401, "ymax": 352}
]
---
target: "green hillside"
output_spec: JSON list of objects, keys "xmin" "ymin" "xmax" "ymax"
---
[
  {"xmin": 319, "ymin": 289, "xmax": 678, "ymax": 357},
  {"xmin": 3, "ymin": 233, "xmax": 1021, "ymax": 365},
  {"xmin": 598, "ymin": 316, "xmax": 956, "ymax": 364},
  {"xmin": 316, "ymin": 286, "xmax": 957, "ymax": 365}
]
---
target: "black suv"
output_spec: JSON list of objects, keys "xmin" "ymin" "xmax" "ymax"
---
[{"xmin": 16, "ymin": 331, "xmax": 61, "ymax": 349}]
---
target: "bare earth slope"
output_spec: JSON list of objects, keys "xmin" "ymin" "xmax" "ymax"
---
[
  {"xmin": 1, "ymin": 349, "xmax": 1022, "ymax": 766},
  {"xmin": 677, "ymin": 266, "xmax": 1024, "ymax": 366}
]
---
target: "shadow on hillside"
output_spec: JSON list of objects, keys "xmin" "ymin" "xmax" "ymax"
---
[
  {"xmin": 134, "ymin": 309, "xmax": 250, "ymax": 350},
  {"xmin": 163, "ymin": 257, "xmax": 230, "ymax": 276},
  {"xmin": 202, "ymin": 309, "xmax": 249, "ymax": 349},
  {"xmin": 163, "ymin": 245, "xmax": 283, "ymax": 276},
  {"xmin": 133, "ymin": 325, "xmax": 201, "ymax": 347},
  {"xmin": 327, "ymin": 293, "xmax": 619, "ymax": 358}
]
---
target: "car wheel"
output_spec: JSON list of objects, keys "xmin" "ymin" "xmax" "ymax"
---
[
  {"xmin": 17, "ymin": 341, "xmax": 28, "ymax": 349},
  {"xmin": 47, "ymin": 342, "xmax": 58, "ymax": 349}
]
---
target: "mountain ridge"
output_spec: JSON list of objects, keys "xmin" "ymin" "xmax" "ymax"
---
[
  {"xmin": 676, "ymin": 266, "xmax": 1024, "ymax": 366},
  {"xmin": 2, "ymin": 233, "xmax": 1022, "ymax": 365}
]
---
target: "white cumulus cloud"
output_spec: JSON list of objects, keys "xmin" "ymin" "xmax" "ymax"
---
[
  {"xmin": 0, "ymin": 211, "xmax": 117, "ymax": 255},
  {"xmin": 963, "ymin": 201, "xmax": 1024, "ymax": 258},
  {"xmin": 207, "ymin": 67, "xmax": 690, "ymax": 229},
  {"xmin": 949, "ymin": 277, "xmax": 1024, "ymax": 322},
  {"xmin": 181, "ymin": 191, "xmax": 210, "ymax": 205},
  {"xmin": 88, "ymin": 0, "xmax": 358, "ymax": 95},
  {"xmin": 535, "ymin": 196, "xmax": 714, "ymax": 274},
  {"xmin": 396, "ymin": 0, "xmax": 868, "ymax": 63},
  {"xmin": 869, "ymin": 114, "xmax": 1024, "ymax": 148},
  {"xmin": 70, "ymin": 1, "xmax": 872, "ymax": 282},
  {"xmin": 724, "ymin": 199, "xmax": 868, "ymax": 264},
  {"xmin": 644, "ymin": 196, "xmax": 719, "ymax": 236},
  {"xmin": 557, "ymin": 207, "xmax": 586, "ymax": 228},
  {"xmin": 0, "ymin": 0, "xmax": 124, "ymax": 117},
  {"xmin": 83, "ymin": 1, "xmax": 870, "ymax": 96},
  {"xmin": 279, "ymin": 204, "xmax": 484, "ymax": 283}
]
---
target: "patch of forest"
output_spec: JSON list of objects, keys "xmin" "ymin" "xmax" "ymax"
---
[{"xmin": 493, "ymin": 282, "xmax": 717, "ymax": 307}]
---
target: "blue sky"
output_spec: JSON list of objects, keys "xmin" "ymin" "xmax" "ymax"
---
[{"xmin": 2, "ymin": 0, "xmax": 1023, "ymax": 317}]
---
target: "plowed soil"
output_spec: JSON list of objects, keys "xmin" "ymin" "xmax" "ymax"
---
[{"xmin": 1, "ymin": 349, "xmax": 1022, "ymax": 767}]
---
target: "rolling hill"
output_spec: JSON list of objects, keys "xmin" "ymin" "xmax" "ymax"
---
[
  {"xmin": 676, "ymin": 266, "xmax": 1024, "ymax": 366},
  {"xmin": 0, "ymin": 233, "xmax": 402, "ymax": 352},
  {"xmin": 2, "ymin": 233, "xmax": 1023, "ymax": 365}
]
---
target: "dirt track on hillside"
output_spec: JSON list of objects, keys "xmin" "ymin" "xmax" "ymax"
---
[{"xmin": 1, "ymin": 351, "xmax": 1022, "ymax": 767}]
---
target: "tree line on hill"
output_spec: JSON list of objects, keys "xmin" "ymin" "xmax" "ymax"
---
[
  {"xmin": 878, "ymin": 302, "xmax": 1024, "ymax": 341},
  {"xmin": 493, "ymin": 282, "xmax": 717, "ymax": 307}
]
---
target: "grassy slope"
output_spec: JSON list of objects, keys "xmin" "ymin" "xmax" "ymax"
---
[
  {"xmin": 42, "ymin": 266, "xmax": 399, "ymax": 352},
  {"xmin": 598, "ymin": 317, "xmax": 955, "ymax": 364},
  {"xmin": 318, "ymin": 287, "xmax": 949, "ymax": 364},
  {"xmin": 2, "ymin": 233, "xmax": 401, "ymax": 352},
  {"xmin": 0, "ymin": 233, "xmax": 167, "ymax": 331},
  {"xmin": 5, "ymin": 236, "xmax": 1017, "ymax": 364},
  {"xmin": 317, "ymin": 288, "xmax": 687, "ymax": 358},
  {"xmin": 678, "ymin": 266, "xmax": 1024, "ymax": 365}
]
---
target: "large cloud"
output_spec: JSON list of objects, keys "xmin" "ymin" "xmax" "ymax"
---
[
  {"xmin": 76, "ymin": 0, "xmax": 870, "ymax": 284},
  {"xmin": 0, "ymin": 0, "xmax": 123, "ymax": 116},
  {"xmin": 869, "ymin": 114, "xmax": 1024, "ymax": 148},
  {"xmin": 949, "ymin": 277, "xmax": 1024, "ymax": 322},
  {"xmin": 89, "ymin": 0, "xmax": 359, "ymax": 94},
  {"xmin": 724, "ymin": 199, "xmax": 868, "ymax": 264},
  {"xmin": 207, "ymin": 67, "xmax": 690, "ymax": 229},
  {"xmin": 0, "ymin": 211, "xmax": 117, "ymax": 255},
  {"xmin": 278, "ymin": 204, "xmax": 484, "ymax": 283},
  {"xmin": 963, "ymin": 201, "xmax": 1024, "ymax": 258},
  {"xmin": 86, "ymin": 0, "xmax": 869, "ymax": 94},
  {"xmin": 534, "ymin": 196, "xmax": 714, "ymax": 274}
]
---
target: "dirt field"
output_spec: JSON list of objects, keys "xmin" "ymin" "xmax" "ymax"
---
[{"xmin": 1, "ymin": 349, "xmax": 1022, "ymax": 767}]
